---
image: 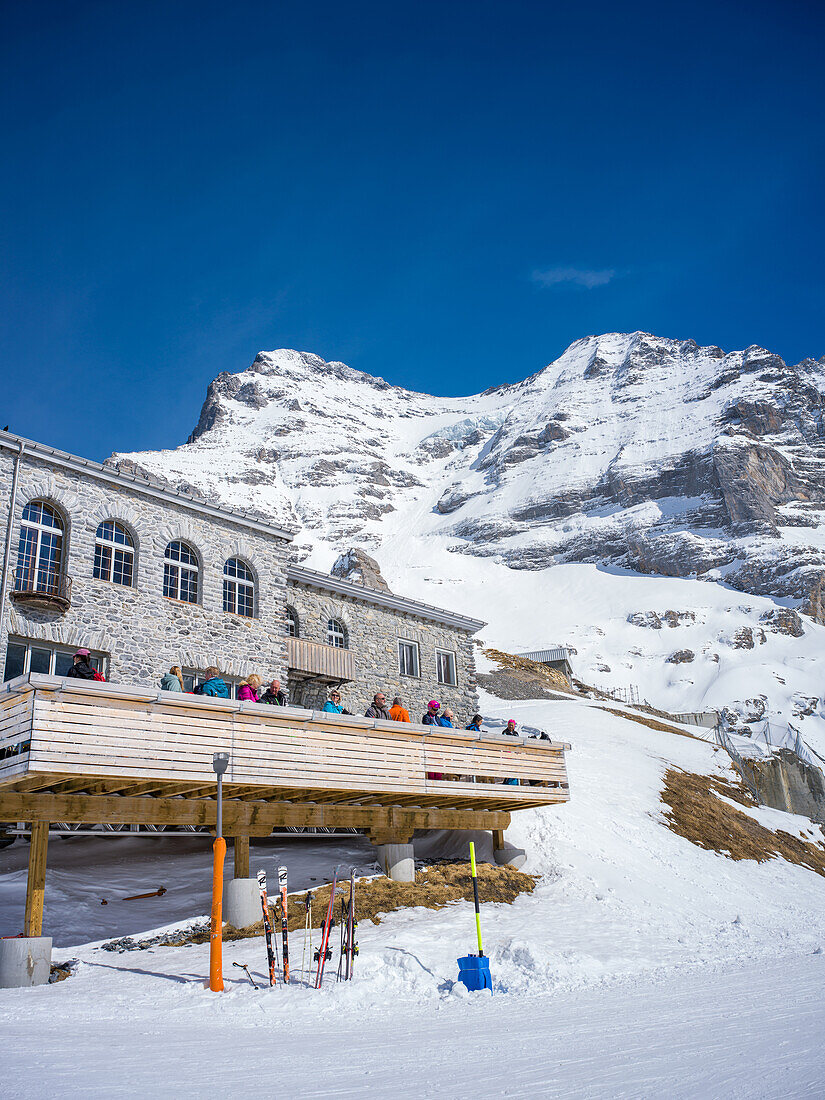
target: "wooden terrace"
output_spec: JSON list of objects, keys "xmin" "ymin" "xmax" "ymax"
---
[{"xmin": 0, "ymin": 674, "xmax": 570, "ymax": 936}]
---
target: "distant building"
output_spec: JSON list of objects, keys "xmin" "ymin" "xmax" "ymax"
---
[
  {"xmin": 517, "ymin": 647, "xmax": 573, "ymax": 684},
  {"xmin": 0, "ymin": 431, "xmax": 483, "ymax": 719}
]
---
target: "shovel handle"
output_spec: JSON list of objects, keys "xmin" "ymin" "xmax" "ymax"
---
[{"xmin": 469, "ymin": 841, "xmax": 484, "ymax": 956}]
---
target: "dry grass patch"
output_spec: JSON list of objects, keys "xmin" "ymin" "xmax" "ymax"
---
[
  {"xmin": 602, "ymin": 707, "xmax": 704, "ymax": 740},
  {"xmin": 662, "ymin": 767, "xmax": 825, "ymax": 875},
  {"xmin": 166, "ymin": 861, "xmax": 538, "ymax": 945}
]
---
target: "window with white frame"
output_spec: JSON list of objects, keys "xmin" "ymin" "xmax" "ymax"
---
[
  {"xmin": 327, "ymin": 618, "xmax": 347, "ymax": 649},
  {"xmin": 223, "ymin": 557, "xmax": 255, "ymax": 617},
  {"xmin": 94, "ymin": 520, "xmax": 135, "ymax": 587},
  {"xmin": 15, "ymin": 500, "xmax": 64, "ymax": 595},
  {"xmin": 398, "ymin": 639, "xmax": 420, "ymax": 678},
  {"xmin": 436, "ymin": 648, "xmax": 457, "ymax": 686},
  {"xmin": 163, "ymin": 541, "xmax": 199, "ymax": 604},
  {"xmin": 286, "ymin": 605, "xmax": 299, "ymax": 637},
  {"xmin": 4, "ymin": 638, "xmax": 107, "ymax": 683}
]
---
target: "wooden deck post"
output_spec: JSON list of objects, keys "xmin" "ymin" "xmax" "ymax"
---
[
  {"xmin": 492, "ymin": 829, "xmax": 505, "ymax": 853},
  {"xmin": 234, "ymin": 835, "xmax": 250, "ymax": 879},
  {"xmin": 24, "ymin": 820, "xmax": 49, "ymax": 937}
]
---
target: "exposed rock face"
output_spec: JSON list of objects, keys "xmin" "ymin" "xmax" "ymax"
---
[
  {"xmin": 331, "ymin": 548, "xmax": 391, "ymax": 592},
  {"xmin": 114, "ymin": 333, "xmax": 825, "ymax": 622},
  {"xmin": 666, "ymin": 650, "xmax": 695, "ymax": 664}
]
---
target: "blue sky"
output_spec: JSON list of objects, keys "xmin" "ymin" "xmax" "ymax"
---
[{"xmin": 2, "ymin": 0, "xmax": 824, "ymax": 460}]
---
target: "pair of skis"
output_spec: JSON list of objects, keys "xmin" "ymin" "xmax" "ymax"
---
[
  {"xmin": 337, "ymin": 869, "xmax": 358, "ymax": 981},
  {"xmin": 257, "ymin": 866, "xmax": 290, "ymax": 986}
]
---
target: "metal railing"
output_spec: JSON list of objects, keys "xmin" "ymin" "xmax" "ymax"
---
[{"xmin": 11, "ymin": 567, "xmax": 72, "ymax": 607}]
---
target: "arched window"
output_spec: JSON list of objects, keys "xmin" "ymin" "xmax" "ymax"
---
[
  {"xmin": 286, "ymin": 605, "xmax": 299, "ymax": 638},
  {"xmin": 16, "ymin": 500, "xmax": 64, "ymax": 595},
  {"xmin": 94, "ymin": 520, "xmax": 135, "ymax": 587},
  {"xmin": 327, "ymin": 618, "xmax": 347, "ymax": 649},
  {"xmin": 163, "ymin": 541, "xmax": 199, "ymax": 604},
  {"xmin": 223, "ymin": 557, "xmax": 255, "ymax": 617}
]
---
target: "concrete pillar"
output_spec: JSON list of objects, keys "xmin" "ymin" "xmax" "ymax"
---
[
  {"xmin": 491, "ymin": 828, "xmax": 527, "ymax": 870},
  {"xmin": 223, "ymin": 878, "xmax": 262, "ymax": 929},
  {"xmin": 234, "ymin": 836, "xmax": 249, "ymax": 879},
  {"xmin": 0, "ymin": 937, "xmax": 52, "ymax": 988},
  {"xmin": 376, "ymin": 843, "xmax": 415, "ymax": 882},
  {"xmin": 25, "ymin": 821, "xmax": 49, "ymax": 937}
]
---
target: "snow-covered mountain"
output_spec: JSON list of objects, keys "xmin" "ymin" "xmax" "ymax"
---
[{"xmin": 111, "ymin": 333, "xmax": 825, "ymax": 733}]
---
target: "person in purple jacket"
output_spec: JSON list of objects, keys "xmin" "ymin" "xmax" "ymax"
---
[{"xmin": 237, "ymin": 673, "xmax": 261, "ymax": 702}]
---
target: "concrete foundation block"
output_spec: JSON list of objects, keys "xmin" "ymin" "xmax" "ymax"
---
[
  {"xmin": 494, "ymin": 844, "xmax": 527, "ymax": 871},
  {"xmin": 376, "ymin": 843, "xmax": 415, "ymax": 882},
  {"xmin": 0, "ymin": 936, "xmax": 52, "ymax": 988},
  {"xmin": 224, "ymin": 878, "xmax": 262, "ymax": 929}
]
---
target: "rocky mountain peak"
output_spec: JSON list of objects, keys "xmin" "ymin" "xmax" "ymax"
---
[
  {"xmin": 331, "ymin": 548, "xmax": 391, "ymax": 592},
  {"xmin": 116, "ymin": 332, "xmax": 825, "ymax": 622}
]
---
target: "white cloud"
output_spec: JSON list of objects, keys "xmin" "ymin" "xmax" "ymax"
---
[{"xmin": 532, "ymin": 266, "xmax": 616, "ymax": 289}]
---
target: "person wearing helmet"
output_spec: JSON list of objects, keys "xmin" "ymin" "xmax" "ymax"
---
[
  {"xmin": 504, "ymin": 719, "xmax": 518, "ymax": 736},
  {"xmin": 66, "ymin": 648, "xmax": 96, "ymax": 680},
  {"xmin": 422, "ymin": 700, "xmax": 441, "ymax": 725}
]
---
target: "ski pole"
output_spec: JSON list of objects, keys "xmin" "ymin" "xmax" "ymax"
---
[
  {"xmin": 469, "ymin": 841, "xmax": 484, "ymax": 956},
  {"xmin": 232, "ymin": 961, "xmax": 258, "ymax": 989}
]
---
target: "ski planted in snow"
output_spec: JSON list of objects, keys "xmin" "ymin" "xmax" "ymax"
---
[
  {"xmin": 314, "ymin": 866, "xmax": 339, "ymax": 988},
  {"xmin": 278, "ymin": 865, "xmax": 290, "ymax": 983},
  {"xmin": 346, "ymin": 867, "xmax": 358, "ymax": 979},
  {"xmin": 257, "ymin": 869, "xmax": 277, "ymax": 986}
]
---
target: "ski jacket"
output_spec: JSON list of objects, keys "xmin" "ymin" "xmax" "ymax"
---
[
  {"xmin": 466, "ymin": 721, "xmax": 482, "ymax": 731},
  {"xmin": 237, "ymin": 684, "xmax": 259, "ymax": 702},
  {"xmin": 160, "ymin": 672, "xmax": 183, "ymax": 692},
  {"xmin": 200, "ymin": 676, "xmax": 230, "ymax": 698},
  {"xmin": 436, "ymin": 716, "xmax": 454, "ymax": 728},
  {"xmin": 365, "ymin": 704, "xmax": 391, "ymax": 720},
  {"xmin": 66, "ymin": 661, "xmax": 96, "ymax": 680},
  {"xmin": 422, "ymin": 712, "xmax": 439, "ymax": 725},
  {"xmin": 261, "ymin": 688, "xmax": 287, "ymax": 706},
  {"xmin": 389, "ymin": 704, "xmax": 411, "ymax": 722},
  {"xmin": 323, "ymin": 700, "xmax": 344, "ymax": 713}
]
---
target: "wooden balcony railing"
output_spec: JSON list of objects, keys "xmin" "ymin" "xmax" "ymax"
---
[
  {"xmin": 286, "ymin": 637, "xmax": 356, "ymax": 682},
  {"xmin": 11, "ymin": 567, "xmax": 72, "ymax": 612}
]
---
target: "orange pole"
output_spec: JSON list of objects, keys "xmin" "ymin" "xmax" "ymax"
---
[{"xmin": 209, "ymin": 836, "xmax": 226, "ymax": 992}]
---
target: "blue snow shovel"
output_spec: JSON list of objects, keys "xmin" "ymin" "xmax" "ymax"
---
[{"xmin": 457, "ymin": 841, "xmax": 493, "ymax": 992}]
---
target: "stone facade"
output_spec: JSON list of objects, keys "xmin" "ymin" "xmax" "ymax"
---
[
  {"xmin": 285, "ymin": 578, "xmax": 480, "ymax": 723},
  {"xmin": 0, "ymin": 434, "xmax": 483, "ymax": 716},
  {"xmin": 0, "ymin": 445, "xmax": 292, "ymax": 686}
]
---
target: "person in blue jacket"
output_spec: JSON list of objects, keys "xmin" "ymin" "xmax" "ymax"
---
[
  {"xmin": 196, "ymin": 666, "xmax": 230, "ymax": 698},
  {"xmin": 322, "ymin": 689, "xmax": 351, "ymax": 714},
  {"xmin": 437, "ymin": 707, "xmax": 455, "ymax": 728},
  {"xmin": 466, "ymin": 713, "xmax": 483, "ymax": 731}
]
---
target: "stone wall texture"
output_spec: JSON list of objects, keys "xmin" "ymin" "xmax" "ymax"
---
[
  {"xmin": 285, "ymin": 581, "xmax": 479, "ymax": 723},
  {"xmin": 0, "ymin": 451, "xmax": 290, "ymax": 686}
]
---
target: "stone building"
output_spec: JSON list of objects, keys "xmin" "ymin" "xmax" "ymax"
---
[{"xmin": 0, "ymin": 431, "xmax": 483, "ymax": 717}]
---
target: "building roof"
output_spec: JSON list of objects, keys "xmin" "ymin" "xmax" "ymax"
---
[
  {"xmin": 518, "ymin": 648, "xmax": 572, "ymax": 664},
  {"xmin": 287, "ymin": 563, "xmax": 486, "ymax": 633},
  {"xmin": 0, "ymin": 430, "xmax": 296, "ymax": 542}
]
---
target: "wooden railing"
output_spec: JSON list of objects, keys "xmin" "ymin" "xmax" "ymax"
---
[{"xmin": 286, "ymin": 637, "xmax": 356, "ymax": 681}]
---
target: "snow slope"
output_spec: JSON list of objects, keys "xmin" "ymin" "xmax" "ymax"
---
[{"xmin": 3, "ymin": 692, "xmax": 825, "ymax": 1095}]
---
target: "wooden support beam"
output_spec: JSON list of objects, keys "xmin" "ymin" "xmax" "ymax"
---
[
  {"xmin": 24, "ymin": 820, "xmax": 49, "ymax": 937},
  {"xmin": 0, "ymin": 791, "xmax": 511, "ymax": 837},
  {"xmin": 234, "ymin": 835, "xmax": 249, "ymax": 879},
  {"xmin": 368, "ymin": 828, "xmax": 414, "ymax": 846},
  {"xmin": 492, "ymin": 828, "xmax": 505, "ymax": 851}
]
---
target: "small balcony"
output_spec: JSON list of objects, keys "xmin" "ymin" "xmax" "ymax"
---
[
  {"xmin": 286, "ymin": 637, "xmax": 355, "ymax": 682},
  {"xmin": 11, "ymin": 568, "xmax": 72, "ymax": 613}
]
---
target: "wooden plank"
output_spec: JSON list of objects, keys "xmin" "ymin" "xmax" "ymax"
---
[
  {"xmin": 0, "ymin": 791, "xmax": 513, "ymax": 833},
  {"xmin": 234, "ymin": 836, "xmax": 249, "ymax": 878},
  {"xmin": 24, "ymin": 820, "xmax": 49, "ymax": 937}
]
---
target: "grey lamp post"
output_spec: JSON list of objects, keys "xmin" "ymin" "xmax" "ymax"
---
[{"xmin": 212, "ymin": 752, "xmax": 230, "ymax": 837}]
